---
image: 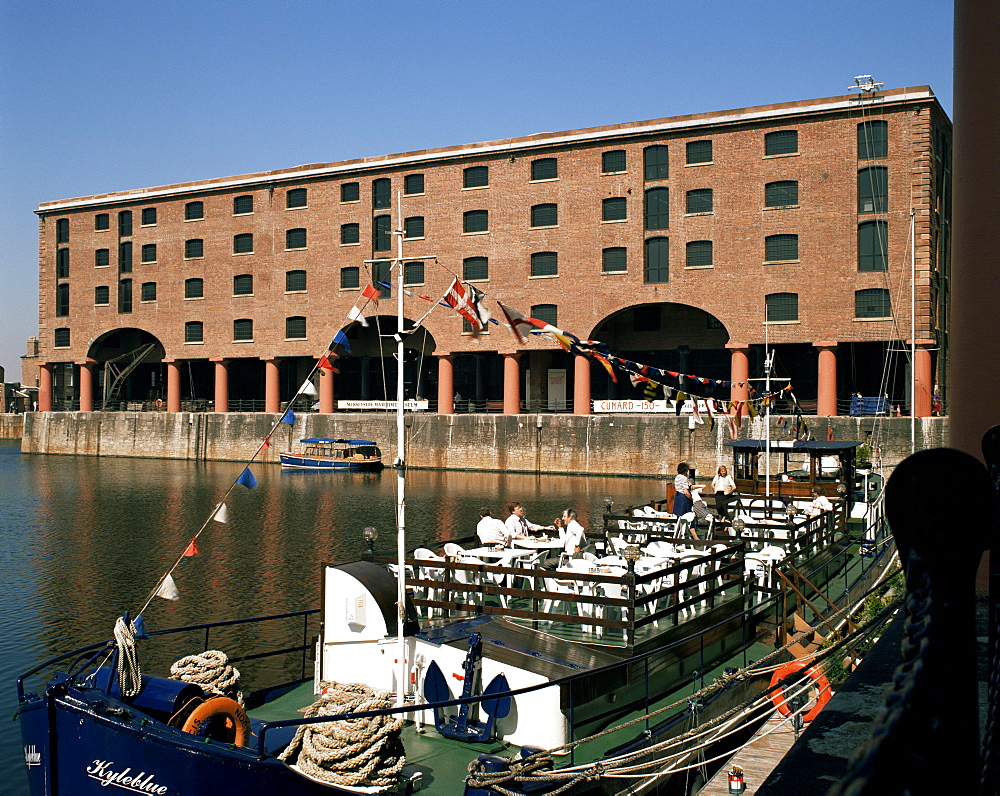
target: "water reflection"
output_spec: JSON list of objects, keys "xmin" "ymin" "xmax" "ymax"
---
[{"xmin": 1, "ymin": 440, "xmax": 659, "ymax": 794}]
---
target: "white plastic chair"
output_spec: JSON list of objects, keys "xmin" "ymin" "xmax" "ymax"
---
[
  {"xmin": 413, "ymin": 548, "xmax": 446, "ymax": 616},
  {"xmin": 443, "ymin": 542, "xmax": 466, "ymax": 558},
  {"xmin": 454, "ymin": 555, "xmax": 486, "ymax": 607}
]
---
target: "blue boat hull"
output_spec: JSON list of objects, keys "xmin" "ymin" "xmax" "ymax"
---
[{"xmin": 279, "ymin": 454, "xmax": 383, "ymax": 471}]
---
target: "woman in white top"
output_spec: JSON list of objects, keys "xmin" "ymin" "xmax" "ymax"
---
[{"xmin": 712, "ymin": 465, "xmax": 736, "ymax": 516}]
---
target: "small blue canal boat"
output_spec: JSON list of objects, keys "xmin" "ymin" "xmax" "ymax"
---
[{"xmin": 279, "ymin": 438, "xmax": 384, "ymax": 471}]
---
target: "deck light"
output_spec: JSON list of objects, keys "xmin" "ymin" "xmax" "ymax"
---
[
  {"xmin": 363, "ymin": 526, "xmax": 378, "ymax": 558},
  {"xmin": 732, "ymin": 517, "xmax": 746, "ymax": 534},
  {"xmin": 604, "ymin": 497, "xmax": 614, "ymax": 514},
  {"xmin": 623, "ymin": 544, "xmax": 641, "ymax": 573}
]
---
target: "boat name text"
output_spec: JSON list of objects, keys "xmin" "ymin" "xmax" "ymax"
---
[{"xmin": 86, "ymin": 760, "xmax": 169, "ymax": 794}]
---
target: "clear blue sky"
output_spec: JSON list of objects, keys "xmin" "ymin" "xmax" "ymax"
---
[{"xmin": 0, "ymin": 0, "xmax": 953, "ymax": 381}]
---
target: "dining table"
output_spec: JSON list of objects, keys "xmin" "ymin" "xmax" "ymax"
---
[
  {"xmin": 512, "ymin": 536, "xmax": 566, "ymax": 551},
  {"xmin": 462, "ymin": 546, "xmax": 539, "ymax": 561}
]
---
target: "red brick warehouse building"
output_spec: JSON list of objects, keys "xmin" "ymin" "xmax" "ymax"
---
[{"xmin": 31, "ymin": 84, "xmax": 950, "ymax": 417}]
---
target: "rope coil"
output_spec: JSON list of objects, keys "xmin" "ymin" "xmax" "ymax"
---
[
  {"xmin": 113, "ymin": 616, "xmax": 142, "ymax": 697},
  {"xmin": 278, "ymin": 681, "xmax": 406, "ymax": 788},
  {"xmin": 170, "ymin": 650, "xmax": 242, "ymax": 703}
]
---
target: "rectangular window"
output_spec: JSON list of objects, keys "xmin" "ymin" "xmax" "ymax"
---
[
  {"xmin": 286, "ymin": 269, "xmax": 307, "ymax": 292},
  {"xmin": 530, "ymin": 304, "xmax": 557, "ymax": 325},
  {"xmin": 118, "ymin": 279, "xmax": 132, "ymax": 313},
  {"xmin": 141, "ymin": 207, "xmax": 157, "ymax": 226},
  {"xmin": 463, "ymin": 210, "xmax": 488, "ymax": 233},
  {"xmin": 233, "ymin": 233, "xmax": 254, "ymax": 254},
  {"xmin": 372, "ymin": 178, "xmax": 391, "ymax": 209},
  {"xmin": 856, "ymin": 288, "xmax": 891, "ymax": 318},
  {"xmin": 95, "ymin": 213, "xmax": 110, "ymax": 231},
  {"xmin": 463, "ymin": 166, "xmax": 488, "ymax": 188},
  {"xmin": 56, "ymin": 248, "xmax": 70, "ymax": 278},
  {"xmin": 184, "ymin": 201, "xmax": 204, "ymax": 220},
  {"xmin": 118, "ymin": 242, "xmax": 132, "ymax": 273},
  {"xmin": 404, "ymin": 260, "xmax": 424, "ymax": 285},
  {"xmin": 341, "ymin": 182, "xmax": 360, "ymax": 202},
  {"xmin": 404, "ymin": 173, "xmax": 424, "ymax": 195},
  {"xmin": 285, "ymin": 228, "xmax": 307, "ymax": 249},
  {"xmin": 54, "ymin": 328, "xmax": 70, "ymax": 348},
  {"xmin": 185, "ymin": 321, "xmax": 204, "ymax": 343},
  {"xmin": 765, "ymin": 234, "xmax": 799, "ymax": 262},
  {"xmin": 373, "ymin": 260, "xmax": 392, "ymax": 298},
  {"xmin": 858, "ymin": 166, "xmax": 888, "ymax": 213},
  {"xmin": 95, "ymin": 248, "xmax": 110, "ymax": 267},
  {"xmin": 233, "ymin": 195, "xmax": 253, "ymax": 215},
  {"xmin": 233, "ymin": 319, "xmax": 253, "ymax": 341},
  {"xmin": 530, "ymin": 251, "xmax": 558, "ymax": 277},
  {"xmin": 602, "ymin": 197, "xmax": 627, "ymax": 221},
  {"xmin": 141, "ymin": 244, "xmax": 157, "ymax": 263},
  {"xmin": 644, "ymin": 237, "xmax": 669, "ymax": 283},
  {"xmin": 118, "ymin": 211, "xmax": 132, "ymax": 236},
  {"xmin": 644, "ymin": 145, "xmax": 669, "ymax": 181},
  {"xmin": 95, "ymin": 286, "xmax": 110, "ymax": 305},
  {"xmin": 141, "ymin": 282, "xmax": 157, "ymax": 302},
  {"xmin": 644, "ymin": 187, "xmax": 669, "ymax": 230},
  {"xmin": 185, "ymin": 239, "xmax": 204, "ymax": 258},
  {"xmin": 858, "ymin": 121, "xmax": 888, "ymax": 159},
  {"xmin": 530, "ymin": 158, "xmax": 558, "ymax": 181},
  {"xmin": 686, "ymin": 240, "xmax": 713, "ymax": 267},
  {"xmin": 686, "ymin": 140, "xmax": 713, "ymax": 164},
  {"xmin": 686, "ymin": 189, "xmax": 713, "ymax": 214},
  {"xmin": 766, "ymin": 293, "xmax": 798, "ymax": 322},
  {"xmin": 765, "ymin": 181, "xmax": 798, "ymax": 207},
  {"xmin": 185, "ymin": 278, "xmax": 204, "ymax": 299},
  {"xmin": 858, "ymin": 221, "xmax": 888, "ymax": 272},
  {"xmin": 341, "ymin": 223, "xmax": 360, "ymax": 244},
  {"xmin": 56, "ymin": 218, "xmax": 69, "ymax": 243},
  {"xmin": 286, "ymin": 188, "xmax": 307, "ymax": 208},
  {"xmin": 404, "ymin": 216, "xmax": 424, "ymax": 239},
  {"xmin": 765, "ymin": 130, "xmax": 799, "ymax": 156},
  {"xmin": 530, "ymin": 203, "xmax": 557, "ymax": 228},
  {"xmin": 602, "ymin": 247, "xmax": 627, "ymax": 273},
  {"xmin": 285, "ymin": 316, "xmax": 307, "ymax": 339},
  {"xmin": 55, "ymin": 283, "xmax": 70, "ymax": 317},
  {"xmin": 463, "ymin": 256, "xmax": 489, "ymax": 281},
  {"xmin": 233, "ymin": 274, "xmax": 254, "ymax": 295},
  {"xmin": 602, "ymin": 150, "xmax": 626, "ymax": 174},
  {"xmin": 340, "ymin": 266, "xmax": 360, "ymax": 289},
  {"xmin": 373, "ymin": 215, "xmax": 392, "ymax": 251}
]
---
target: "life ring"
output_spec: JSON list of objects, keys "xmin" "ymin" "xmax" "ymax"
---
[
  {"xmin": 155, "ymin": 398, "xmax": 163, "ymax": 409},
  {"xmin": 769, "ymin": 661, "xmax": 831, "ymax": 722},
  {"xmin": 180, "ymin": 696, "xmax": 251, "ymax": 746}
]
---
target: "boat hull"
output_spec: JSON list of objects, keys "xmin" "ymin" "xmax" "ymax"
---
[{"xmin": 279, "ymin": 453, "xmax": 383, "ymax": 471}]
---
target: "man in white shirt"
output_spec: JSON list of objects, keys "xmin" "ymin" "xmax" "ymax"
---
[
  {"xmin": 808, "ymin": 490, "xmax": 833, "ymax": 517},
  {"xmin": 558, "ymin": 508, "xmax": 587, "ymax": 556},
  {"xmin": 476, "ymin": 508, "xmax": 510, "ymax": 546},
  {"xmin": 504, "ymin": 502, "xmax": 554, "ymax": 540}
]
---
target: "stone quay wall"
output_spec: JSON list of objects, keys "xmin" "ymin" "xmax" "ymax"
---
[
  {"xmin": 18, "ymin": 411, "xmax": 947, "ymax": 478},
  {"xmin": 0, "ymin": 414, "xmax": 24, "ymax": 439}
]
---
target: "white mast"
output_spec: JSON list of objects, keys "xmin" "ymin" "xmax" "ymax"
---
[{"xmin": 393, "ymin": 193, "xmax": 407, "ymax": 709}]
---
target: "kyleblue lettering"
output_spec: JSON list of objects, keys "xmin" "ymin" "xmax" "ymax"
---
[{"xmin": 86, "ymin": 760, "xmax": 168, "ymax": 794}]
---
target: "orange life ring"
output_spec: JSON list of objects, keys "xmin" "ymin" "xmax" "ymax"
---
[
  {"xmin": 155, "ymin": 399, "xmax": 164, "ymax": 408},
  {"xmin": 769, "ymin": 661, "xmax": 831, "ymax": 722},
  {"xmin": 180, "ymin": 696, "xmax": 251, "ymax": 746}
]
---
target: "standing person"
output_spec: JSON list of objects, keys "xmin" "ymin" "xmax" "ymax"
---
[
  {"xmin": 505, "ymin": 502, "xmax": 554, "ymax": 540},
  {"xmin": 712, "ymin": 465, "xmax": 736, "ymax": 516},
  {"xmin": 672, "ymin": 463, "xmax": 693, "ymax": 516},
  {"xmin": 807, "ymin": 489, "xmax": 833, "ymax": 517},
  {"xmin": 476, "ymin": 508, "xmax": 510, "ymax": 546}
]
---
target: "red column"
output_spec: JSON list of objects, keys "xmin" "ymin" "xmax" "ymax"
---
[
  {"xmin": 263, "ymin": 357, "xmax": 281, "ymax": 414},
  {"xmin": 77, "ymin": 360, "xmax": 95, "ymax": 412},
  {"xmin": 211, "ymin": 358, "xmax": 229, "ymax": 413},
  {"xmin": 501, "ymin": 351, "xmax": 521, "ymax": 415},
  {"xmin": 165, "ymin": 360, "xmax": 181, "ymax": 412},
  {"xmin": 318, "ymin": 355, "xmax": 336, "ymax": 413},
  {"xmin": 573, "ymin": 354, "xmax": 591, "ymax": 415},
  {"xmin": 910, "ymin": 339, "xmax": 935, "ymax": 418},
  {"xmin": 727, "ymin": 343, "xmax": 750, "ymax": 414},
  {"xmin": 436, "ymin": 352, "xmax": 454, "ymax": 415},
  {"xmin": 813, "ymin": 342, "xmax": 838, "ymax": 416},
  {"xmin": 38, "ymin": 363, "xmax": 53, "ymax": 412}
]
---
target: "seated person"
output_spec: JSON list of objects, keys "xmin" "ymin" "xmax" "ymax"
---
[
  {"xmin": 504, "ymin": 502, "xmax": 554, "ymax": 540},
  {"xmin": 477, "ymin": 508, "xmax": 510, "ymax": 546},
  {"xmin": 543, "ymin": 508, "xmax": 587, "ymax": 568},
  {"xmin": 807, "ymin": 489, "xmax": 833, "ymax": 517}
]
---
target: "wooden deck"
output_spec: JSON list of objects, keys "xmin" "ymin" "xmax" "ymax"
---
[{"xmin": 700, "ymin": 709, "xmax": 802, "ymax": 794}]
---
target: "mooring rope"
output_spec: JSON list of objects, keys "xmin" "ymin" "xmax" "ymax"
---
[
  {"xmin": 113, "ymin": 616, "xmax": 142, "ymax": 697},
  {"xmin": 278, "ymin": 681, "xmax": 406, "ymax": 788},
  {"xmin": 169, "ymin": 650, "xmax": 242, "ymax": 704}
]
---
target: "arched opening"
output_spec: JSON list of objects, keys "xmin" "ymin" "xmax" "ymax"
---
[{"xmin": 87, "ymin": 328, "xmax": 165, "ymax": 409}]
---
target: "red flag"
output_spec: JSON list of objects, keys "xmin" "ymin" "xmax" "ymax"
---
[
  {"xmin": 318, "ymin": 354, "xmax": 337, "ymax": 372},
  {"xmin": 262, "ymin": 434, "xmax": 272, "ymax": 449},
  {"xmin": 182, "ymin": 539, "xmax": 199, "ymax": 557},
  {"xmin": 827, "ymin": 421, "xmax": 834, "ymax": 441},
  {"xmin": 361, "ymin": 284, "xmax": 381, "ymax": 301}
]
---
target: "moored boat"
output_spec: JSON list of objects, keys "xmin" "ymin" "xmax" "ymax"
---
[{"xmin": 279, "ymin": 438, "xmax": 384, "ymax": 471}]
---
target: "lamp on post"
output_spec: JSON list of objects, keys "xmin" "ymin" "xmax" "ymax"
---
[
  {"xmin": 623, "ymin": 544, "xmax": 642, "ymax": 574},
  {"xmin": 604, "ymin": 496, "xmax": 614, "ymax": 514},
  {"xmin": 362, "ymin": 526, "xmax": 378, "ymax": 560}
]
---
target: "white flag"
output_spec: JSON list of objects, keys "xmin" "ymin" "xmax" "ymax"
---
[
  {"xmin": 299, "ymin": 379, "xmax": 319, "ymax": 397},
  {"xmin": 155, "ymin": 573, "xmax": 180, "ymax": 601},
  {"xmin": 213, "ymin": 503, "xmax": 229, "ymax": 524},
  {"xmin": 347, "ymin": 305, "xmax": 369, "ymax": 327}
]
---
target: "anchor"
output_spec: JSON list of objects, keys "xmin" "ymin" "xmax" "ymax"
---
[{"xmin": 422, "ymin": 632, "xmax": 511, "ymax": 742}]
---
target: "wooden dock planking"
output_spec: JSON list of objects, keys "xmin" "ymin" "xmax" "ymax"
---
[{"xmin": 700, "ymin": 709, "xmax": 801, "ymax": 794}]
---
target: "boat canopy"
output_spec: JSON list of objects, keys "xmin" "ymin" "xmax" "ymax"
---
[
  {"xmin": 299, "ymin": 438, "xmax": 378, "ymax": 446},
  {"xmin": 726, "ymin": 440, "xmax": 861, "ymax": 452}
]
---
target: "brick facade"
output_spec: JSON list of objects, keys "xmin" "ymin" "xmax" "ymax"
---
[{"xmin": 33, "ymin": 86, "xmax": 951, "ymax": 415}]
